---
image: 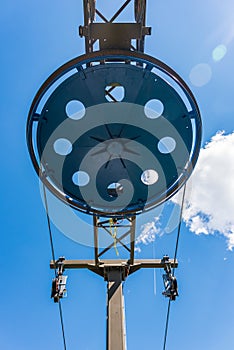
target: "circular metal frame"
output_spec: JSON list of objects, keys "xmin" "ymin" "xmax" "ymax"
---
[{"xmin": 27, "ymin": 50, "xmax": 202, "ymax": 217}]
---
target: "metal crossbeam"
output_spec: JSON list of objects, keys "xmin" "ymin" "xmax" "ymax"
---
[{"xmin": 50, "ymin": 259, "xmax": 178, "ymax": 275}]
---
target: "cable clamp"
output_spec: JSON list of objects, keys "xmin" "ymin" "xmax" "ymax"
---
[
  {"xmin": 161, "ymin": 255, "xmax": 178, "ymax": 301},
  {"xmin": 51, "ymin": 257, "xmax": 68, "ymax": 303}
]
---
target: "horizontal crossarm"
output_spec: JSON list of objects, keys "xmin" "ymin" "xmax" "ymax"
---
[{"xmin": 50, "ymin": 259, "xmax": 178, "ymax": 278}]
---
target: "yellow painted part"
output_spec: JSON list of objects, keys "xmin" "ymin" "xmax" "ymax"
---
[{"xmin": 109, "ymin": 219, "xmax": 119, "ymax": 256}]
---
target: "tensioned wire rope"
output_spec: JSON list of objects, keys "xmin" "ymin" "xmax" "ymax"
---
[
  {"xmin": 162, "ymin": 183, "xmax": 187, "ymax": 350},
  {"xmin": 42, "ymin": 183, "xmax": 67, "ymax": 350}
]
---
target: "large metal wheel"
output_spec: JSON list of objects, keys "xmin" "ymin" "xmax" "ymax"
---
[{"xmin": 27, "ymin": 50, "xmax": 202, "ymax": 217}]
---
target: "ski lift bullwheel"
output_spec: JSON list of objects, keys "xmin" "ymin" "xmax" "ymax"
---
[{"xmin": 27, "ymin": 49, "xmax": 201, "ymax": 217}]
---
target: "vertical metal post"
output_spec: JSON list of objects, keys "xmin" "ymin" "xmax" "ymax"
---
[
  {"xmin": 93, "ymin": 216, "xmax": 99, "ymax": 265},
  {"xmin": 129, "ymin": 216, "xmax": 136, "ymax": 265},
  {"xmin": 136, "ymin": 0, "xmax": 147, "ymax": 53},
  {"xmin": 82, "ymin": 0, "xmax": 94, "ymax": 54},
  {"xmin": 106, "ymin": 268, "xmax": 126, "ymax": 350}
]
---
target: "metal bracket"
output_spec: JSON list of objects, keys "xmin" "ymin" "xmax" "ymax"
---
[
  {"xmin": 51, "ymin": 257, "xmax": 68, "ymax": 303},
  {"xmin": 79, "ymin": 22, "xmax": 151, "ymax": 50},
  {"xmin": 104, "ymin": 264, "xmax": 130, "ymax": 282},
  {"xmin": 162, "ymin": 255, "xmax": 178, "ymax": 301}
]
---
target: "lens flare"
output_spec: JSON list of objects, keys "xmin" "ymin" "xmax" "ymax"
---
[{"xmin": 212, "ymin": 44, "xmax": 227, "ymax": 62}]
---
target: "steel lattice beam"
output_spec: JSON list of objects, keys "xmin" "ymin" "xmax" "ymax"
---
[{"xmin": 80, "ymin": 0, "xmax": 151, "ymax": 53}]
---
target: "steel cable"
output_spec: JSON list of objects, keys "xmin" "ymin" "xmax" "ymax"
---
[
  {"xmin": 173, "ymin": 184, "xmax": 187, "ymax": 275},
  {"xmin": 162, "ymin": 300, "xmax": 171, "ymax": 350},
  {"xmin": 162, "ymin": 184, "xmax": 187, "ymax": 350},
  {"xmin": 42, "ymin": 183, "xmax": 67, "ymax": 350}
]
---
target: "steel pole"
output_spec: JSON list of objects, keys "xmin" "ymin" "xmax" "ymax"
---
[{"xmin": 106, "ymin": 268, "xmax": 126, "ymax": 350}]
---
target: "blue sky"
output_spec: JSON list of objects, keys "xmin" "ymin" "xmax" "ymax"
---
[{"xmin": 1, "ymin": 1, "xmax": 234, "ymax": 349}]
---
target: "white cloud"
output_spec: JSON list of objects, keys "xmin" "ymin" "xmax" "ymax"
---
[
  {"xmin": 172, "ymin": 131, "xmax": 234, "ymax": 250},
  {"xmin": 135, "ymin": 217, "xmax": 161, "ymax": 251},
  {"xmin": 135, "ymin": 132, "xmax": 234, "ymax": 251},
  {"xmin": 134, "ymin": 246, "xmax": 141, "ymax": 253},
  {"xmin": 45, "ymin": 135, "xmax": 234, "ymax": 252}
]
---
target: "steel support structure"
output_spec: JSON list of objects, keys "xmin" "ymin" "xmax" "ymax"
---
[
  {"xmin": 80, "ymin": 0, "xmax": 151, "ymax": 54},
  {"xmin": 48, "ymin": 2, "xmax": 178, "ymax": 349},
  {"xmin": 93, "ymin": 216, "xmax": 136, "ymax": 265},
  {"xmin": 24, "ymin": 0, "xmax": 201, "ymax": 347},
  {"xmin": 52, "ymin": 2, "xmax": 167, "ymax": 348},
  {"xmin": 51, "ymin": 257, "xmax": 178, "ymax": 350}
]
